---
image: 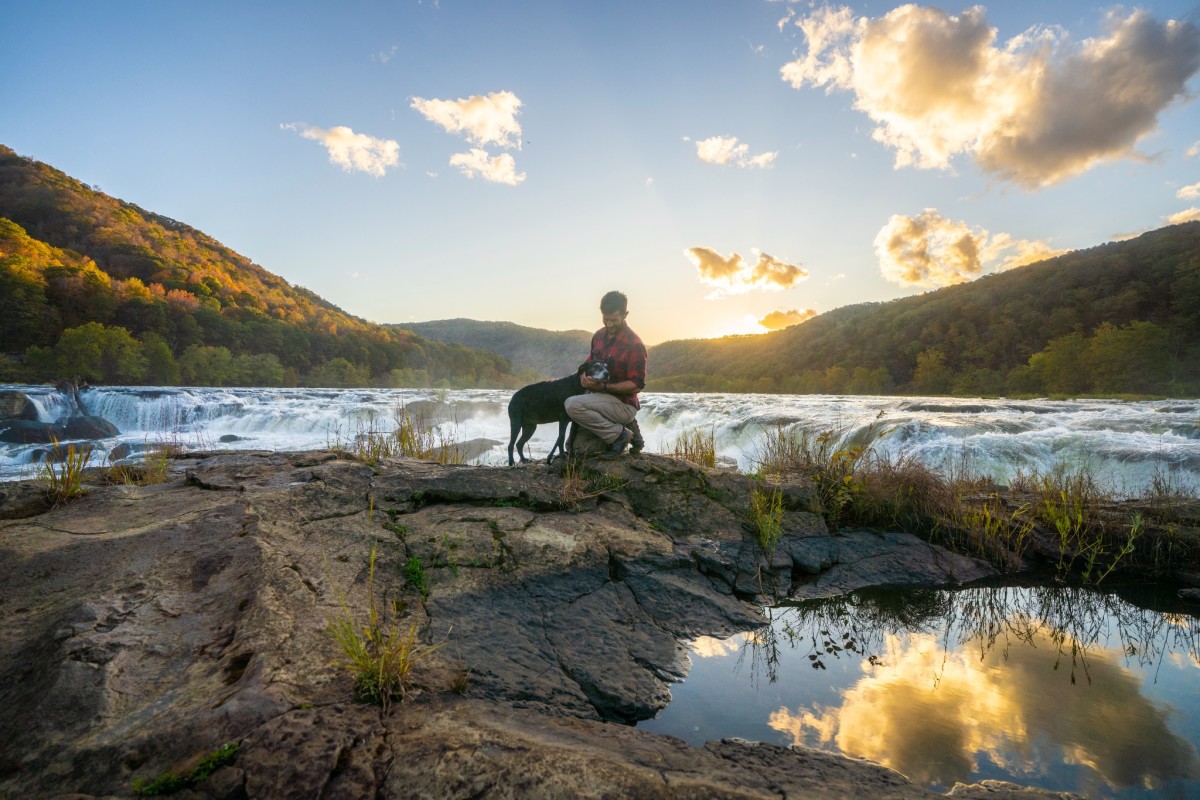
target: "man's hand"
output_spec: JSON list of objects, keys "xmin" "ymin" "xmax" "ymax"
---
[{"xmin": 581, "ymin": 375, "xmax": 604, "ymax": 391}]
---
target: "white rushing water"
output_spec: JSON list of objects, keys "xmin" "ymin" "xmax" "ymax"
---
[{"xmin": 2, "ymin": 384, "xmax": 1198, "ymax": 495}]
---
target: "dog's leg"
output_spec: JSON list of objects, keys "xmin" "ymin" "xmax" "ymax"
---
[
  {"xmin": 507, "ymin": 414, "xmax": 522, "ymax": 466},
  {"xmin": 515, "ymin": 424, "xmax": 538, "ymax": 463},
  {"xmin": 547, "ymin": 417, "xmax": 570, "ymax": 464}
]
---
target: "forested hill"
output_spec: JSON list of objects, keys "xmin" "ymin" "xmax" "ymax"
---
[
  {"xmin": 648, "ymin": 222, "xmax": 1200, "ymax": 397},
  {"xmin": 394, "ymin": 319, "xmax": 592, "ymax": 378},
  {"xmin": 0, "ymin": 145, "xmax": 522, "ymax": 388}
]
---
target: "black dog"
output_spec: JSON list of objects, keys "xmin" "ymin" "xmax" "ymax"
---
[{"xmin": 507, "ymin": 360, "xmax": 610, "ymax": 466}]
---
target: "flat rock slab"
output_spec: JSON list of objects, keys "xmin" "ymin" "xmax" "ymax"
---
[{"xmin": 0, "ymin": 449, "xmax": 1063, "ymax": 800}]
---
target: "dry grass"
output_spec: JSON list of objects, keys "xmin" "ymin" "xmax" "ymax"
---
[
  {"xmin": 326, "ymin": 546, "xmax": 444, "ymax": 709},
  {"xmin": 746, "ymin": 422, "xmax": 1176, "ymax": 583},
  {"xmin": 41, "ymin": 438, "xmax": 92, "ymax": 505},
  {"xmin": 335, "ymin": 404, "xmax": 464, "ymax": 466},
  {"xmin": 663, "ymin": 426, "xmax": 716, "ymax": 468}
]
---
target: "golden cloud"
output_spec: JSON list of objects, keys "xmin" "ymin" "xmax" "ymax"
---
[
  {"xmin": 1167, "ymin": 207, "xmax": 1200, "ymax": 224},
  {"xmin": 686, "ymin": 247, "xmax": 808, "ymax": 294},
  {"xmin": 781, "ymin": 6, "xmax": 1200, "ymax": 187},
  {"xmin": 695, "ymin": 135, "xmax": 778, "ymax": 168},
  {"xmin": 769, "ymin": 630, "xmax": 1198, "ymax": 789},
  {"xmin": 690, "ymin": 635, "xmax": 744, "ymax": 658},
  {"xmin": 759, "ymin": 308, "xmax": 818, "ymax": 330},
  {"xmin": 875, "ymin": 209, "xmax": 1065, "ymax": 288},
  {"xmin": 282, "ymin": 123, "xmax": 400, "ymax": 177},
  {"xmin": 448, "ymin": 148, "xmax": 526, "ymax": 186},
  {"xmin": 1178, "ymin": 182, "xmax": 1200, "ymax": 200},
  {"xmin": 411, "ymin": 91, "xmax": 523, "ymax": 149}
]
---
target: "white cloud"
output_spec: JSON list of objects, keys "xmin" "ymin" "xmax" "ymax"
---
[
  {"xmin": 1177, "ymin": 181, "xmax": 1200, "ymax": 200},
  {"xmin": 1188, "ymin": 141, "xmax": 1200, "ymax": 158},
  {"xmin": 1167, "ymin": 207, "xmax": 1200, "ymax": 224},
  {"xmin": 411, "ymin": 91, "xmax": 523, "ymax": 149},
  {"xmin": 759, "ymin": 308, "xmax": 818, "ymax": 330},
  {"xmin": 781, "ymin": 5, "xmax": 1200, "ymax": 188},
  {"xmin": 449, "ymin": 148, "xmax": 526, "ymax": 186},
  {"xmin": 372, "ymin": 44, "xmax": 400, "ymax": 64},
  {"xmin": 874, "ymin": 209, "xmax": 1065, "ymax": 288},
  {"xmin": 282, "ymin": 123, "xmax": 400, "ymax": 177},
  {"xmin": 686, "ymin": 246, "xmax": 808, "ymax": 294},
  {"xmin": 695, "ymin": 136, "xmax": 779, "ymax": 168}
]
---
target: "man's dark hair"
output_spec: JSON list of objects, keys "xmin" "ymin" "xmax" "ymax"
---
[{"xmin": 600, "ymin": 291, "xmax": 628, "ymax": 314}]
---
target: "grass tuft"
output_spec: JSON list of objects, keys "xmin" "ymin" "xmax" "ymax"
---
[
  {"xmin": 750, "ymin": 485, "xmax": 785, "ymax": 553},
  {"xmin": 327, "ymin": 546, "xmax": 444, "ymax": 709},
  {"xmin": 663, "ymin": 426, "xmax": 716, "ymax": 468},
  {"xmin": 132, "ymin": 742, "xmax": 238, "ymax": 796},
  {"xmin": 41, "ymin": 438, "xmax": 92, "ymax": 505}
]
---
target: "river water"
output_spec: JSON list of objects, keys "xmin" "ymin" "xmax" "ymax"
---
[
  {"xmin": 2, "ymin": 384, "xmax": 1197, "ymax": 493},
  {"xmin": 640, "ymin": 584, "xmax": 1200, "ymax": 800}
]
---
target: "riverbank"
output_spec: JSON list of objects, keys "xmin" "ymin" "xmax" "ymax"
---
[{"xmin": 0, "ymin": 448, "xmax": 1136, "ymax": 798}]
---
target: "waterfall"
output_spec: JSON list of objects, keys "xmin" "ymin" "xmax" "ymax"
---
[{"xmin": 2, "ymin": 384, "xmax": 1197, "ymax": 495}]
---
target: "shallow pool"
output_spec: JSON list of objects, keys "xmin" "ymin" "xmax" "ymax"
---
[{"xmin": 639, "ymin": 584, "xmax": 1200, "ymax": 799}]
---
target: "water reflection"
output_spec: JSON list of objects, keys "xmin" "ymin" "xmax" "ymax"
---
[{"xmin": 646, "ymin": 586, "xmax": 1200, "ymax": 798}]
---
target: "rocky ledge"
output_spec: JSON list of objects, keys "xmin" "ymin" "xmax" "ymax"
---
[{"xmin": 0, "ymin": 451, "xmax": 1082, "ymax": 799}]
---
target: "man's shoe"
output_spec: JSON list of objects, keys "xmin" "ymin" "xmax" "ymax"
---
[{"xmin": 606, "ymin": 427, "xmax": 632, "ymax": 455}]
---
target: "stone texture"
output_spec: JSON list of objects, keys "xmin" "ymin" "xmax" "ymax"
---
[{"xmin": 0, "ymin": 449, "xmax": 1079, "ymax": 800}]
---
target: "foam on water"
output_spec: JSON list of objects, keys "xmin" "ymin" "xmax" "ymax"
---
[{"xmin": 2, "ymin": 384, "xmax": 1197, "ymax": 495}]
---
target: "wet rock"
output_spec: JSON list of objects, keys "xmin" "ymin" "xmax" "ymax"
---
[
  {"xmin": 63, "ymin": 415, "xmax": 120, "ymax": 440},
  {"xmin": 0, "ymin": 419, "xmax": 68, "ymax": 444},
  {"xmin": 0, "ymin": 449, "xmax": 1053, "ymax": 799},
  {"xmin": 0, "ymin": 390, "xmax": 39, "ymax": 421}
]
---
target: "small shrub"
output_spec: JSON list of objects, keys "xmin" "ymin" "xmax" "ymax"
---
[
  {"xmin": 133, "ymin": 742, "xmax": 238, "ymax": 796},
  {"xmin": 327, "ymin": 547, "xmax": 443, "ymax": 709},
  {"xmin": 405, "ymin": 556, "xmax": 429, "ymax": 599},
  {"xmin": 750, "ymin": 424, "xmax": 878, "ymax": 528},
  {"xmin": 107, "ymin": 441, "xmax": 178, "ymax": 486},
  {"xmin": 333, "ymin": 405, "xmax": 464, "ymax": 466},
  {"xmin": 750, "ymin": 486, "xmax": 785, "ymax": 553},
  {"xmin": 663, "ymin": 426, "xmax": 716, "ymax": 468},
  {"xmin": 42, "ymin": 438, "xmax": 92, "ymax": 505}
]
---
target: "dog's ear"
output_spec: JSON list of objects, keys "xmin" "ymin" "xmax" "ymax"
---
[{"xmin": 577, "ymin": 361, "xmax": 589, "ymax": 374}]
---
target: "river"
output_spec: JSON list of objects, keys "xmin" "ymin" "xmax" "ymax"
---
[{"xmin": 2, "ymin": 384, "xmax": 1197, "ymax": 494}]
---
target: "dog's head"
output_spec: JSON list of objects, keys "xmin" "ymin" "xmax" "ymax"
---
[{"xmin": 578, "ymin": 360, "xmax": 611, "ymax": 382}]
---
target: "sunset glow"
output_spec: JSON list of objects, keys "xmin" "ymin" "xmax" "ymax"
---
[{"xmin": 2, "ymin": 2, "xmax": 1198, "ymax": 344}]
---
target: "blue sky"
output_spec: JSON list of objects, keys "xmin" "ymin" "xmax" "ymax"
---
[{"xmin": 3, "ymin": 1, "xmax": 1199, "ymax": 344}]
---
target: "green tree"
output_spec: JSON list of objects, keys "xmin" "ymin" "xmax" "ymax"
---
[
  {"xmin": 306, "ymin": 357, "xmax": 371, "ymax": 387},
  {"xmin": 232, "ymin": 352, "xmax": 286, "ymax": 386},
  {"xmin": 1085, "ymin": 321, "xmax": 1170, "ymax": 395},
  {"xmin": 911, "ymin": 348, "xmax": 952, "ymax": 395},
  {"xmin": 1027, "ymin": 333, "xmax": 1090, "ymax": 395},
  {"xmin": 53, "ymin": 322, "xmax": 146, "ymax": 384},
  {"xmin": 178, "ymin": 344, "xmax": 234, "ymax": 386},
  {"xmin": 141, "ymin": 331, "xmax": 180, "ymax": 385}
]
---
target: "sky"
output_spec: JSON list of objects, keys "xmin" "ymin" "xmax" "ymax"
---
[{"xmin": 3, "ymin": 1, "xmax": 1200, "ymax": 345}]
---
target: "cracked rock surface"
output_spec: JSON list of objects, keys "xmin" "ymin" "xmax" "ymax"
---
[{"xmin": 0, "ymin": 450, "xmax": 1076, "ymax": 799}]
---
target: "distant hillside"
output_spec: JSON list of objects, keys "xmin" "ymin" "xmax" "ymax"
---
[
  {"xmin": 648, "ymin": 222, "xmax": 1200, "ymax": 397},
  {"xmin": 0, "ymin": 145, "xmax": 520, "ymax": 388},
  {"xmin": 396, "ymin": 319, "xmax": 593, "ymax": 378}
]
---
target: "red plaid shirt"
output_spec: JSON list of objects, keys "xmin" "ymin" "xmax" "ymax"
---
[{"xmin": 589, "ymin": 324, "xmax": 647, "ymax": 409}]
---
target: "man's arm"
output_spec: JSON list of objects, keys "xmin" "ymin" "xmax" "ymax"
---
[{"xmin": 580, "ymin": 376, "xmax": 638, "ymax": 394}]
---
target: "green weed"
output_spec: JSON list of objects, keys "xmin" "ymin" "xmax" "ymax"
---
[
  {"xmin": 326, "ymin": 546, "xmax": 443, "ymax": 708},
  {"xmin": 41, "ymin": 438, "xmax": 92, "ymax": 505},
  {"xmin": 750, "ymin": 486, "xmax": 785, "ymax": 553},
  {"xmin": 663, "ymin": 426, "xmax": 716, "ymax": 468},
  {"xmin": 405, "ymin": 556, "xmax": 429, "ymax": 599},
  {"xmin": 132, "ymin": 742, "xmax": 238, "ymax": 796}
]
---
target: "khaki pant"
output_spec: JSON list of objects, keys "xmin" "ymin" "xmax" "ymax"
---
[{"xmin": 564, "ymin": 392, "xmax": 637, "ymax": 445}]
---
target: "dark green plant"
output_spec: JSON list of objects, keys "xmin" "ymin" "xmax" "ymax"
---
[
  {"xmin": 750, "ymin": 487, "xmax": 785, "ymax": 553},
  {"xmin": 405, "ymin": 556, "xmax": 429, "ymax": 599},
  {"xmin": 133, "ymin": 742, "xmax": 238, "ymax": 796}
]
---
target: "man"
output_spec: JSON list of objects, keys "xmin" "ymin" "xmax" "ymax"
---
[{"xmin": 565, "ymin": 290, "xmax": 647, "ymax": 455}]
